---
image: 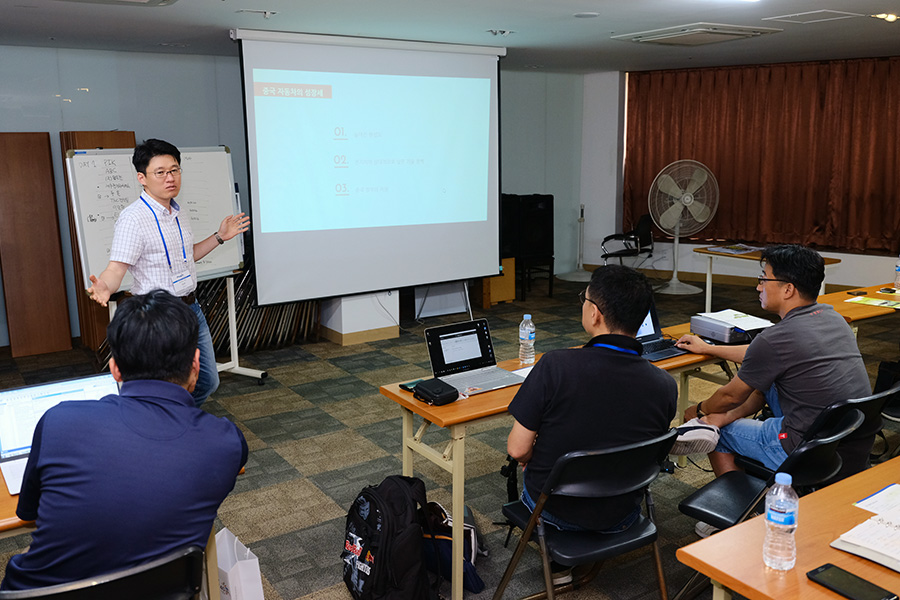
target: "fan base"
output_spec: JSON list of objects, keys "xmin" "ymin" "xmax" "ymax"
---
[
  {"xmin": 557, "ymin": 269, "xmax": 593, "ymax": 282},
  {"xmin": 655, "ymin": 279, "xmax": 703, "ymax": 295}
]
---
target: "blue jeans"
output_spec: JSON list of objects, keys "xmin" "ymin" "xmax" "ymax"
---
[
  {"xmin": 521, "ymin": 486, "xmax": 640, "ymax": 533},
  {"xmin": 716, "ymin": 387, "xmax": 789, "ymax": 471},
  {"xmin": 189, "ymin": 302, "xmax": 219, "ymax": 407}
]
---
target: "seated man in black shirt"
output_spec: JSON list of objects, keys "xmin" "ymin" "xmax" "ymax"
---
[{"xmin": 507, "ymin": 265, "xmax": 677, "ymax": 580}]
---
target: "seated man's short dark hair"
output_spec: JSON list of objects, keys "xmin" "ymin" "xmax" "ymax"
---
[
  {"xmin": 760, "ymin": 244, "xmax": 825, "ymax": 301},
  {"xmin": 107, "ymin": 289, "xmax": 199, "ymax": 385},
  {"xmin": 587, "ymin": 265, "xmax": 654, "ymax": 336},
  {"xmin": 132, "ymin": 138, "xmax": 181, "ymax": 174}
]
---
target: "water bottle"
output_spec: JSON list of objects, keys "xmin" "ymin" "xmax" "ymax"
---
[
  {"xmin": 518, "ymin": 314, "xmax": 536, "ymax": 364},
  {"xmin": 894, "ymin": 255, "xmax": 900, "ymax": 288},
  {"xmin": 763, "ymin": 472, "xmax": 799, "ymax": 570}
]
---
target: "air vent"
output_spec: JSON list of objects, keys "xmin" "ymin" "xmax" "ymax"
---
[
  {"xmin": 612, "ymin": 23, "xmax": 781, "ymax": 46},
  {"xmin": 762, "ymin": 10, "xmax": 863, "ymax": 25}
]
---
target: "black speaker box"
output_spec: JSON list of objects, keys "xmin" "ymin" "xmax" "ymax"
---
[{"xmin": 500, "ymin": 194, "xmax": 554, "ymax": 259}]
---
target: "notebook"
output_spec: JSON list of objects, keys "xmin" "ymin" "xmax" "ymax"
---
[
  {"xmin": 424, "ymin": 319, "xmax": 526, "ymax": 395},
  {"xmin": 0, "ymin": 373, "xmax": 119, "ymax": 495},
  {"xmin": 636, "ymin": 301, "xmax": 688, "ymax": 362}
]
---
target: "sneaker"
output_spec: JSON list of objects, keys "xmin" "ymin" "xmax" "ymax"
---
[
  {"xmin": 670, "ymin": 418, "xmax": 720, "ymax": 455},
  {"xmin": 695, "ymin": 521, "xmax": 720, "ymax": 538},
  {"xmin": 550, "ymin": 561, "xmax": 573, "ymax": 585}
]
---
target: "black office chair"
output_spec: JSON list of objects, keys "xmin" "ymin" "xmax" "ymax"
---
[
  {"xmin": 600, "ymin": 214, "xmax": 653, "ymax": 266},
  {"xmin": 736, "ymin": 384, "xmax": 900, "ymax": 482},
  {"xmin": 673, "ymin": 409, "xmax": 864, "ymax": 600},
  {"xmin": 874, "ymin": 362, "xmax": 900, "ymax": 460},
  {"xmin": 493, "ymin": 429, "xmax": 678, "ymax": 600},
  {"xmin": 0, "ymin": 545, "xmax": 204, "ymax": 600}
]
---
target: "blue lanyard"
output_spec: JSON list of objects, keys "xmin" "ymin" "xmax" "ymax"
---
[
  {"xmin": 141, "ymin": 195, "xmax": 186, "ymax": 270},
  {"xmin": 592, "ymin": 342, "xmax": 639, "ymax": 355}
]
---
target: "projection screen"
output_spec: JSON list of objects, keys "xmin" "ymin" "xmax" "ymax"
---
[{"xmin": 232, "ymin": 30, "xmax": 506, "ymax": 305}]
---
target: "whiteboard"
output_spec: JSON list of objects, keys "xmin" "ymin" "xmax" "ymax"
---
[{"xmin": 65, "ymin": 146, "xmax": 244, "ymax": 291}]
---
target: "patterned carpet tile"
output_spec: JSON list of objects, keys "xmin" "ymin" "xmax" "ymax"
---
[
  {"xmin": 217, "ymin": 385, "xmax": 314, "ymax": 421},
  {"xmin": 219, "ymin": 479, "xmax": 346, "ymax": 545},
  {"xmin": 243, "ymin": 407, "xmax": 348, "ymax": 445},
  {"xmin": 216, "ymin": 370, "xmax": 288, "ymax": 398},
  {"xmin": 274, "ymin": 430, "xmax": 389, "ymax": 477},
  {"xmin": 329, "ymin": 350, "xmax": 408, "ymax": 374},
  {"xmin": 252, "ymin": 518, "xmax": 348, "ymax": 600},
  {"xmin": 307, "ymin": 456, "xmax": 412, "ymax": 512},
  {"xmin": 232, "ymin": 447, "xmax": 302, "ymax": 494},
  {"xmin": 266, "ymin": 361, "xmax": 352, "ymax": 388},
  {"xmin": 352, "ymin": 364, "xmax": 428, "ymax": 388},
  {"xmin": 289, "ymin": 375, "xmax": 378, "ymax": 405},
  {"xmin": 320, "ymin": 393, "xmax": 402, "ymax": 430}
]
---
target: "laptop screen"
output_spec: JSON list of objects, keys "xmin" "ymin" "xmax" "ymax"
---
[
  {"xmin": 635, "ymin": 300, "xmax": 666, "ymax": 343},
  {"xmin": 425, "ymin": 319, "xmax": 497, "ymax": 377},
  {"xmin": 0, "ymin": 373, "xmax": 119, "ymax": 461},
  {"xmin": 636, "ymin": 310, "xmax": 655, "ymax": 339}
]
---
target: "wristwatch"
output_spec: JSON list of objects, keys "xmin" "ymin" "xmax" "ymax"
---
[
  {"xmin": 214, "ymin": 232, "xmax": 225, "ymax": 245},
  {"xmin": 696, "ymin": 401, "xmax": 706, "ymax": 418}
]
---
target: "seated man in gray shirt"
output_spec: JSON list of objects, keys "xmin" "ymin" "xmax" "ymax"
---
[{"xmin": 673, "ymin": 245, "xmax": 872, "ymax": 488}]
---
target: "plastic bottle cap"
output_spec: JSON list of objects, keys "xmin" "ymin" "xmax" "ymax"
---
[
  {"xmin": 523, "ymin": 314, "xmax": 532, "ymax": 320},
  {"xmin": 774, "ymin": 472, "xmax": 792, "ymax": 485}
]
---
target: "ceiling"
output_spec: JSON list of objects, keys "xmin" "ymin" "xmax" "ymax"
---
[{"xmin": 3, "ymin": 0, "xmax": 899, "ymax": 72}]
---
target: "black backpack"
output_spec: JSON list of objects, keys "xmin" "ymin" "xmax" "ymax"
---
[{"xmin": 341, "ymin": 475, "xmax": 441, "ymax": 600}]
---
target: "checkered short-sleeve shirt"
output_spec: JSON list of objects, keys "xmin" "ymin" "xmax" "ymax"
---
[{"xmin": 109, "ymin": 193, "xmax": 197, "ymax": 295}]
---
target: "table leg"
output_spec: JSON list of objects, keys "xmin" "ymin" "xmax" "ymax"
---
[
  {"xmin": 705, "ymin": 256, "xmax": 713, "ymax": 313},
  {"xmin": 206, "ymin": 527, "xmax": 221, "ymax": 600},
  {"xmin": 401, "ymin": 407, "xmax": 414, "ymax": 477},
  {"xmin": 676, "ymin": 369, "xmax": 694, "ymax": 467},
  {"xmin": 711, "ymin": 579, "xmax": 733, "ymax": 600},
  {"xmin": 450, "ymin": 424, "xmax": 466, "ymax": 600}
]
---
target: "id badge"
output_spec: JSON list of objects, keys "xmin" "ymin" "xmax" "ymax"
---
[{"xmin": 172, "ymin": 265, "xmax": 193, "ymax": 297}]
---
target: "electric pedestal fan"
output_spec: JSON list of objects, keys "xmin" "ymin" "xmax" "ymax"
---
[{"xmin": 648, "ymin": 160, "xmax": 719, "ymax": 294}]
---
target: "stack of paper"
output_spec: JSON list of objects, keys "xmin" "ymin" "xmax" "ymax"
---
[{"xmin": 831, "ymin": 484, "xmax": 900, "ymax": 572}]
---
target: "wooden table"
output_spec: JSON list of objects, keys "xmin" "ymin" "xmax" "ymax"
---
[
  {"xmin": 380, "ymin": 344, "xmax": 720, "ymax": 600},
  {"xmin": 694, "ymin": 247, "xmax": 842, "ymax": 313},
  {"xmin": 816, "ymin": 283, "xmax": 898, "ymax": 322},
  {"xmin": 676, "ymin": 456, "xmax": 900, "ymax": 600},
  {"xmin": 0, "ymin": 468, "xmax": 221, "ymax": 599}
]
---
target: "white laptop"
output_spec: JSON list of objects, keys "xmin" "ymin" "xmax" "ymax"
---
[
  {"xmin": 0, "ymin": 373, "xmax": 119, "ymax": 495},
  {"xmin": 424, "ymin": 319, "xmax": 526, "ymax": 395}
]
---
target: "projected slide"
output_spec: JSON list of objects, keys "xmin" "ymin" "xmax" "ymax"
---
[{"xmin": 253, "ymin": 69, "xmax": 491, "ymax": 234}]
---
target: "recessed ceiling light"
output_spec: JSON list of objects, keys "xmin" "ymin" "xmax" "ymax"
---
[{"xmin": 574, "ymin": 12, "xmax": 599, "ymax": 18}]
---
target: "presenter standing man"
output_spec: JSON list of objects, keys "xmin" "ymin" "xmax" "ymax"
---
[{"xmin": 87, "ymin": 139, "xmax": 249, "ymax": 406}]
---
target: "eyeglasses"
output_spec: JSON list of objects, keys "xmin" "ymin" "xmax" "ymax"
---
[
  {"xmin": 757, "ymin": 276, "xmax": 789, "ymax": 285},
  {"xmin": 578, "ymin": 290, "xmax": 601, "ymax": 310},
  {"xmin": 145, "ymin": 167, "xmax": 182, "ymax": 179}
]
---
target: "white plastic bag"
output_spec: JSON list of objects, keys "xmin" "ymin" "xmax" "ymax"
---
[{"xmin": 216, "ymin": 528, "xmax": 264, "ymax": 600}]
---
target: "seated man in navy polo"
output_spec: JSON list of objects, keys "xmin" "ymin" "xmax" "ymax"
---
[
  {"xmin": 1, "ymin": 289, "xmax": 248, "ymax": 590},
  {"xmin": 507, "ymin": 265, "xmax": 677, "ymax": 583}
]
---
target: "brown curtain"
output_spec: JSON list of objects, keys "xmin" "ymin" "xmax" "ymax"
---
[{"xmin": 623, "ymin": 57, "xmax": 900, "ymax": 254}]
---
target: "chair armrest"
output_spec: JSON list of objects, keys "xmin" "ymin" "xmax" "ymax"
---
[
  {"xmin": 602, "ymin": 232, "xmax": 638, "ymax": 245},
  {"xmin": 734, "ymin": 455, "xmax": 773, "ymax": 481}
]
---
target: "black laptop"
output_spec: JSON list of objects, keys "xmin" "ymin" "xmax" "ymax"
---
[{"xmin": 636, "ymin": 301, "xmax": 688, "ymax": 362}]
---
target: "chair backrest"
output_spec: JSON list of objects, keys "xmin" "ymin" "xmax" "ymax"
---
[
  {"xmin": 806, "ymin": 383, "xmax": 900, "ymax": 442},
  {"xmin": 542, "ymin": 429, "xmax": 678, "ymax": 499},
  {"xmin": 634, "ymin": 214, "xmax": 654, "ymax": 250},
  {"xmin": 0, "ymin": 546, "xmax": 203, "ymax": 600},
  {"xmin": 776, "ymin": 409, "xmax": 863, "ymax": 489}
]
